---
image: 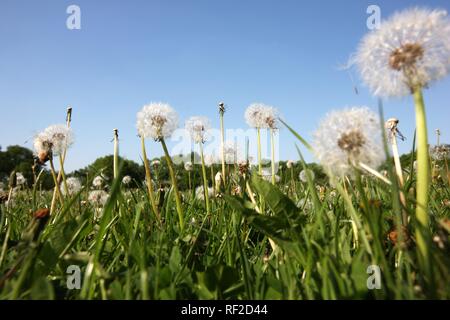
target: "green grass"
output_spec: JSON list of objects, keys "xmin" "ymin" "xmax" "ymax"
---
[{"xmin": 0, "ymin": 143, "xmax": 449, "ymax": 300}]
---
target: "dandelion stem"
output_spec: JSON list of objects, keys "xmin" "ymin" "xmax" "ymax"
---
[
  {"xmin": 113, "ymin": 129, "xmax": 119, "ymax": 180},
  {"xmin": 160, "ymin": 138, "xmax": 184, "ymax": 232},
  {"xmin": 199, "ymin": 143, "xmax": 211, "ymax": 215},
  {"xmin": 358, "ymin": 162, "xmax": 392, "ymax": 185},
  {"xmin": 270, "ymin": 129, "xmax": 276, "ymax": 185},
  {"xmin": 220, "ymin": 111, "xmax": 227, "ymax": 186},
  {"xmin": 257, "ymin": 128, "xmax": 262, "ymax": 175},
  {"xmin": 388, "ymin": 130, "xmax": 409, "ymax": 225},
  {"xmin": 412, "ymin": 86, "xmax": 432, "ymax": 278},
  {"xmin": 140, "ymin": 136, "xmax": 161, "ymax": 224},
  {"xmin": 59, "ymin": 154, "xmax": 69, "ymax": 197},
  {"xmin": 49, "ymin": 157, "xmax": 64, "ymax": 210}
]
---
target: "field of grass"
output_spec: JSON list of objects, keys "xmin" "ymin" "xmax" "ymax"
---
[{"xmin": 0, "ymin": 122, "xmax": 449, "ymax": 300}]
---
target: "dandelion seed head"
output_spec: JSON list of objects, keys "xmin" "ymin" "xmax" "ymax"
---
[
  {"xmin": 88, "ymin": 190, "xmax": 109, "ymax": 206},
  {"xmin": 313, "ymin": 107, "xmax": 385, "ymax": 178},
  {"xmin": 286, "ymin": 160, "xmax": 295, "ymax": 169},
  {"xmin": 245, "ymin": 103, "xmax": 270, "ymax": 128},
  {"xmin": 92, "ymin": 176, "xmax": 104, "ymax": 188},
  {"xmin": 430, "ymin": 144, "xmax": 450, "ymax": 161},
  {"xmin": 122, "ymin": 175, "xmax": 132, "ymax": 185},
  {"xmin": 354, "ymin": 7, "xmax": 450, "ymax": 97},
  {"xmin": 151, "ymin": 160, "xmax": 161, "ymax": 168},
  {"xmin": 16, "ymin": 172, "xmax": 26, "ymax": 186},
  {"xmin": 185, "ymin": 116, "xmax": 212, "ymax": 144},
  {"xmin": 299, "ymin": 169, "xmax": 315, "ymax": 183},
  {"xmin": 184, "ymin": 161, "xmax": 193, "ymax": 172},
  {"xmin": 262, "ymin": 106, "xmax": 280, "ymax": 130},
  {"xmin": 137, "ymin": 102, "xmax": 179, "ymax": 140},
  {"xmin": 61, "ymin": 177, "xmax": 82, "ymax": 196},
  {"xmin": 34, "ymin": 124, "xmax": 74, "ymax": 158},
  {"xmin": 195, "ymin": 185, "xmax": 214, "ymax": 201}
]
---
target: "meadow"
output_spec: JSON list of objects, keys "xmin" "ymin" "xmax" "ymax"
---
[{"xmin": 0, "ymin": 6, "xmax": 450, "ymax": 300}]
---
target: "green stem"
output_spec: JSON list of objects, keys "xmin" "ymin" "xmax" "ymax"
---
[
  {"xmin": 257, "ymin": 128, "xmax": 262, "ymax": 175},
  {"xmin": 199, "ymin": 143, "xmax": 211, "ymax": 215},
  {"xmin": 271, "ymin": 129, "xmax": 276, "ymax": 185},
  {"xmin": 59, "ymin": 155, "xmax": 69, "ymax": 197},
  {"xmin": 141, "ymin": 136, "xmax": 161, "ymax": 224},
  {"xmin": 49, "ymin": 157, "xmax": 64, "ymax": 209},
  {"xmin": 113, "ymin": 129, "xmax": 119, "ymax": 180},
  {"xmin": 412, "ymin": 87, "xmax": 433, "ymax": 280},
  {"xmin": 160, "ymin": 138, "xmax": 184, "ymax": 232},
  {"xmin": 220, "ymin": 112, "xmax": 227, "ymax": 185}
]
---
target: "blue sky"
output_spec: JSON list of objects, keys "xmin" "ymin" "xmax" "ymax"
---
[{"xmin": 1, "ymin": 0, "xmax": 449, "ymax": 172}]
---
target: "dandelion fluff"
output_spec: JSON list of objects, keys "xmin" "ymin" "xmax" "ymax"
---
[
  {"xmin": 34, "ymin": 124, "xmax": 74, "ymax": 158},
  {"xmin": 137, "ymin": 102, "xmax": 179, "ymax": 140},
  {"xmin": 313, "ymin": 107, "xmax": 385, "ymax": 178},
  {"xmin": 299, "ymin": 169, "xmax": 315, "ymax": 183},
  {"xmin": 354, "ymin": 8, "xmax": 450, "ymax": 97},
  {"xmin": 185, "ymin": 116, "xmax": 212, "ymax": 144},
  {"xmin": 61, "ymin": 177, "xmax": 82, "ymax": 196}
]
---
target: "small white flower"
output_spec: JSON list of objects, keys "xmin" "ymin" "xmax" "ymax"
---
[
  {"xmin": 34, "ymin": 124, "xmax": 74, "ymax": 158},
  {"xmin": 92, "ymin": 176, "xmax": 104, "ymax": 188},
  {"xmin": 185, "ymin": 116, "xmax": 212, "ymax": 144},
  {"xmin": 286, "ymin": 160, "xmax": 295, "ymax": 169},
  {"xmin": 88, "ymin": 190, "xmax": 109, "ymax": 206},
  {"xmin": 184, "ymin": 161, "xmax": 193, "ymax": 172},
  {"xmin": 122, "ymin": 175, "xmax": 132, "ymax": 185},
  {"xmin": 299, "ymin": 169, "xmax": 315, "ymax": 183},
  {"xmin": 136, "ymin": 102, "xmax": 179, "ymax": 140},
  {"xmin": 16, "ymin": 172, "xmax": 27, "ymax": 186},
  {"xmin": 313, "ymin": 107, "xmax": 385, "ymax": 178},
  {"xmin": 151, "ymin": 160, "xmax": 161, "ymax": 168},
  {"xmin": 297, "ymin": 198, "xmax": 313, "ymax": 212},
  {"xmin": 354, "ymin": 8, "xmax": 450, "ymax": 97},
  {"xmin": 61, "ymin": 177, "xmax": 82, "ymax": 196},
  {"xmin": 195, "ymin": 185, "xmax": 214, "ymax": 201}
]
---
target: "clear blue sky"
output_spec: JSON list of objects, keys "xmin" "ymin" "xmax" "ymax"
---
[{"xmin": 1, "ymin": 0, "xmax": 449, "ymax": 172}]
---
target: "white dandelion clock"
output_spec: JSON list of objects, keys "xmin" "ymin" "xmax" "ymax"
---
[
  {"xmin": 262, "ymin": 106, "xmax": 280, "ymax": 130},
  {"xmin": 43, "ymin": 125, "xmax": 74, "ymax": 156},
  {"xmin": 92, "ymin": 176, "xmax": 104, "ymax": 188},
  {"xmin": 88, "ymin": 190, "xmax": 109, "ymax": 207},
  {"xmin": 354, "ymin": 8, "xmax": 450, "ymax": 97},
  {"xmin": 136, "ymin": 102, "xmax": 179, "ymax": 140},
  {"xmin": 245, "ymin": 103, "xmax": 271, "ymax": 128},
  {"xmin": 185, "ymin": 116, "xmax": 212, "ymax": 144},
  {"xmin": 313, "ymin": 107, "xmax": 385, "ymax": 178},
  {"xmin": 61, "ymin": 177, "xmax": 82, "ymax": 196},
  {"xmin": 184, "ymin": 161, "xmax": 193, "ymax": 172},
  {"xmin": 195, "ymin": 186, "xmax": 214, "ymax": 201},
  {"xmin": 286, "ymin": 160, "xmax": 295, "ymax": 169},
  {"xmin": 151, "ymin": 160, "xmax": 161, "ymax": 168},
  {"xmin": 122, "ymin": 175, "xmax": 132, "ymax": 185},
  {"xmin": 34, "ymin": 124, "xmax": 74, "ymax": 161},
  {"xmin": 299, "ymin": 169, "xmax": 315, "ymax": 183},
  {"xmin": 16, "ymin": 172, "xmax": 27, "ymax": 186}
]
